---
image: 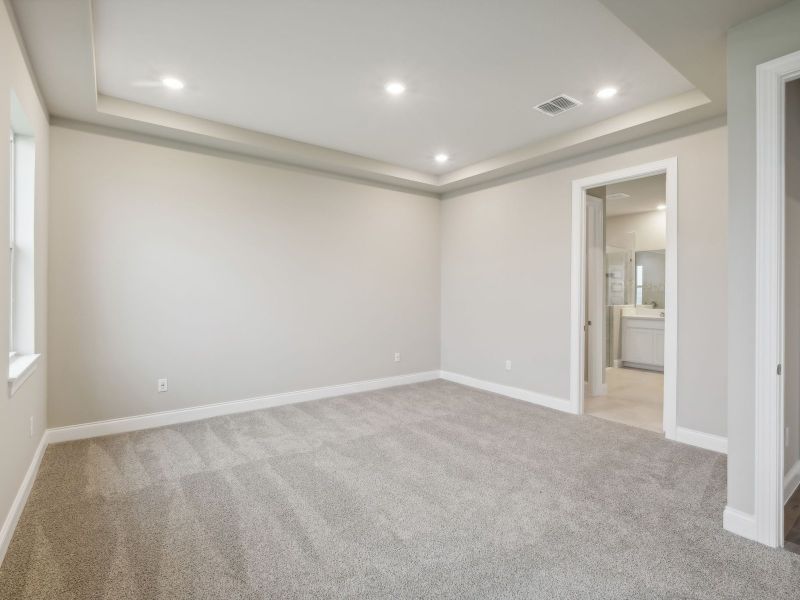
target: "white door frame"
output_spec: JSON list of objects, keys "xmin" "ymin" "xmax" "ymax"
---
[
  {"xmin": 586, "ymin": 195, "xmax": 607, "ymax": 397},
  {"xmin": 569, "ymin": 158, "xmax": 678, "ymax": 442},
  {"xmin": 753, "ymin": 49, "xmax": 800, "ymax": 548}
]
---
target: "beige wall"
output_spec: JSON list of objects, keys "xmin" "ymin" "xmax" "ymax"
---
[
  {"xmin": 727, "ymin": 0, "xmax": 800, "ymax": 515},
  {"xmin": 786, "ymin": 79, "xmax": 800, "ymax": 477},
  {"xmin": 48, "ymin": 125, "xmax": 440, "ymax": 427},
  {"xmin": 606, "ymin": 210, "xmax": 666, "ymax": 252},
  {"xmin": 0, "ymin": 1, "xmax": 49, "ymax": 553},
  {"xmin": 441, "ymin": 124, "xmax": 727, "ymax": 436}
]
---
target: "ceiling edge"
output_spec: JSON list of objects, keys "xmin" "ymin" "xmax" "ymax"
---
[
  {"xmin": 438, "ymin": 90, "xmax": 711, "ymax": 191},
  {"xmin": 440, "ymin": 114, "xmax": 726, "ymax": 199},
  {"xmin": 96, "ymin": 94, "xmax": 441, "ymax": 192},
  {"xmin": 3, "ymin": 0, "xmax": 49, "ymax": 120},
  {"xmin": 50, "ymin": 116, "xmax": 442, "ymax": 199},
  {"xmin": 24, "ymin": 0, "xmax": 726, "ymax": 196}
]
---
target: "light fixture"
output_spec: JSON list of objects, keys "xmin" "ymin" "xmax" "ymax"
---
[
  {"xmin": 434, "ymin": 153, "xmax": 449, "ymax": 164},
  {"xmin": 385, "ymin": 81, "xmax": 406, "ymax": 96},
  {"xmin": 657, "ymin": 204, "xmax": 666, "ymax": 210},
  {"xmin": 161, "ymin": 76, "xmax": 185, "ymax": 90},
  {"xmin": 596, "ymin": 86, "xmax": 618, "ymax": 99}
]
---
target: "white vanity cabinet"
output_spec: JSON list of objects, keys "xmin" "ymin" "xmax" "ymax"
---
[{"xmin": 620, "ymin": 316, "xmax": 664, "ymax": 371}]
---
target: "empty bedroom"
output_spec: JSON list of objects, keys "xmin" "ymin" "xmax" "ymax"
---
[{"xmin": 2, "ymin": 0, "xmax": 800, "ymax": 598}]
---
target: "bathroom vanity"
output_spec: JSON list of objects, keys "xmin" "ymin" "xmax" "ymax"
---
[{"xmin": 620, "ymin": 307, "xmax": 664, "ymax": 371}]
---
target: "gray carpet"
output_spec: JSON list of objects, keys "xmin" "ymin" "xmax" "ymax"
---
[{"xmin": 1, "ymin": 380, "xmax": 798, "ymax": 599}]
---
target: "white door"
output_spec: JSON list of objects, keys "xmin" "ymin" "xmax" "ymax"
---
[{"xmin": 586, "ymin": 196, "xmax": 606, "ymax": 396}]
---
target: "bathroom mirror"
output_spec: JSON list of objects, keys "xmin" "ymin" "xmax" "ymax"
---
[{"xmin": 634, "ymin": 250, "xmax": 666, "ymax": 308}]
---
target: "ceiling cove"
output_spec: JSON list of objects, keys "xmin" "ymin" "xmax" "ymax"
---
[{"xmin": 10, "ymin": 0, "xmax": 736, "ymax": 194}]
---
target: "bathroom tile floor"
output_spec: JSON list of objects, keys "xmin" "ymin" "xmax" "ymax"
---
[{"xmin": 584, "ymin": 367, "xmax": 663, "ymax": 433}]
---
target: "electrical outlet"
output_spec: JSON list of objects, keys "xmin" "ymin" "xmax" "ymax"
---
[
  {"xmin": 505, "ymin": 360, "xmax": 512, "ymax": 371},
  {"xmin": 158, "ymin": 378, "xmax": 168, "ymax": 393},
  {"xmin": 29, "ymin": 416, "xmax": 33, "ymax": 438},
  {"xmin": 394, "ymin": 352, "xmax": 401, "ymax": 363}
]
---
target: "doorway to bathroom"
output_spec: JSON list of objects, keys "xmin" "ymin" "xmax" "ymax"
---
[
  {"xmin": 585, "ymin": 174, "xmax": 666, "ymax": 432},
  {"xmin": 569, "ymin": 159, "xmax": 677, "ymax": 440}
]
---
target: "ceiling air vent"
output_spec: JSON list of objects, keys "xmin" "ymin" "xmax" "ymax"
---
[{"xmin": 533, "ymin": 94, "xmax": 582, "ymax": 116}]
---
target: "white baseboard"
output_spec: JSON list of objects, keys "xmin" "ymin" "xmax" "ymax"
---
[
  {"xmin": 439, "ymin": 371, "xmax": 574, "ymax": 414},
  {"xmin": 1, "ymin": 371, "xmax": 440, "ymax": 567},
  {"xmin": 723, "ymin": 505, "xmax": 757, "ymax": 542},
  {"xmin": 785, "ymin": 459, "xmax": 800, "ymax": 504},
  {"xmin": 0, "ymin": 433, "xmax": 48, "ymax": 567},
  {"xmin": 675, "ymin": 426, "xmax": 728, "ymax": 454},
  {"xmin": 47, "ymin": 370, "xmax": 441, "ymax": 444}
]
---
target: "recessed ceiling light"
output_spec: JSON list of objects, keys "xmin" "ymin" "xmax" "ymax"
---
[
  {"xmin": 657, "ymin": 204, "xmax": 666, "ymax": 210},
  {"xmin": 385, "ymin": 81, "xmax": 406, "ymax": 96},
  {"xmin": 161, "ymin": 76, "xmax": 185, "ymax": 90},
  {"xmin": 596, "ymin": 86, "xmax": 618, "ymax": 99},
  {"xmin": 434, "ymin": 153, "xmax": 449, "ymax": 164}
]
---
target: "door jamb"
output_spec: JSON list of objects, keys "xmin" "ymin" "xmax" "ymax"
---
[
  {"xmin": 752, "ymin": 49, "xmax": 800, "ymax": 548},
  {"xmin": 569, "ymin": 158, "xmax": 678, "ymax": 442},
  {"xmin": 586, "ymin": 195, "xmax": 607, "ymax": 397}
]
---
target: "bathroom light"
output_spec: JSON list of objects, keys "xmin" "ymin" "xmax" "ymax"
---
[
  {"xmin": 161, "ymin": 76, "xmax": 185, "ymax": 90},
  {"xmin": 434, "ymin": 153, "xmax": 449, "ymax": 164},
  {"xmin": 596, "ymin": 86, "xmax": 618, "ymax": 99},
  {"xmin": 385, "ymin": 81, "xmax": 406, "ymax": 96},
  {"xmin": 657, "ymin": 204, "xmax": 666, "ymax": 210}
]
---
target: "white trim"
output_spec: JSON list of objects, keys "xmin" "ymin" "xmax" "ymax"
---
[
  {"xmin": 752, "ymin": 49, "xmax": 800, "ymax": 548},
  {"xmin": 0, "ymin": 433, "xmax": 48, "ymax": 567},
  {"xmin": 47, "ymin": 371, "xmax": 440, "ymax": 443},
  {"xmin": 586, "ymin": 196, "xmax": 605, "ymax": 397},
  {"xmin": 2, "ymin": 372, "xmax": 441, "ymax": 563},
  {"xmin": 785, "ymin": 460, "xmax": 800, "ymax": 505},
  {"xmin": 439, "ymin": 371, "xmax": 574, "ymax": 414},
  {"xmin": 570, "ymin": 158, "xmax": 678, "ymax": 440},
  {"xmin": 675, "ymin": 426, "xmax": 727, "ymax": 454},
  {"xmin": 8, "ymin": 353, "xmax": 40, "ymax": 397},
  {"xmin": 723, "ymin": 506, "xmax": 758, "ymax": 542}
]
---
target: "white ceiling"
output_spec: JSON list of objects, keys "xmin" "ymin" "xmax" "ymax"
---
[
  {"xmin": 601, "ymin": 174, "xmax": 666, "ymax": 217},
  {"xmin": 90, "ymin": 0, "xmax": 693, "ymax": 174},
  {"xmin": 7, "ymin": 0, "xmax": 788, "ymax": 192}
]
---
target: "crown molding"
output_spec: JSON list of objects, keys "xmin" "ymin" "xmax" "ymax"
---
[{"xmin": 15, "ymin": 0, "xmax": 722, "ymax": 195}]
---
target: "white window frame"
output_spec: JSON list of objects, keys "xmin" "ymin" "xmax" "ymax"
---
[
  {"xmin": 7, "ymin": 96, "xmax": 39, "ymax": 397},
  {"xmin": 8, "ymin": 130, "xmax": 15, "ymax": 355}
]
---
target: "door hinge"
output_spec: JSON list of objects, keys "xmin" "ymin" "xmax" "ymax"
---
[{"xmin": 777, "ymin": 364, "xmax": 782, "ymax": 376}]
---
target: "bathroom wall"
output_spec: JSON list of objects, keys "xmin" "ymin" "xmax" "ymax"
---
[{"xmin": 606, "ymin": 210, "xmax": 666, "ymax": 252}]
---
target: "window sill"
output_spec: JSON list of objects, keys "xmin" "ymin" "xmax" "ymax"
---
[{"xmin": 9, "ymin": 353, "xmax": 40, "ymax": 397}]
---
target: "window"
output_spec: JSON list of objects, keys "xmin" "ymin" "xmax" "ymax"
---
[
  {"xmin": 8, "ymin": 93, "xmax": 38, "ymax": 396},
  {"xmin": 635, "ymin": 264, "xmax": 643, "ymax": 306},
  {"xmin": 8, "ymin": 131, "xmax": 14, "ymax": 352}
]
